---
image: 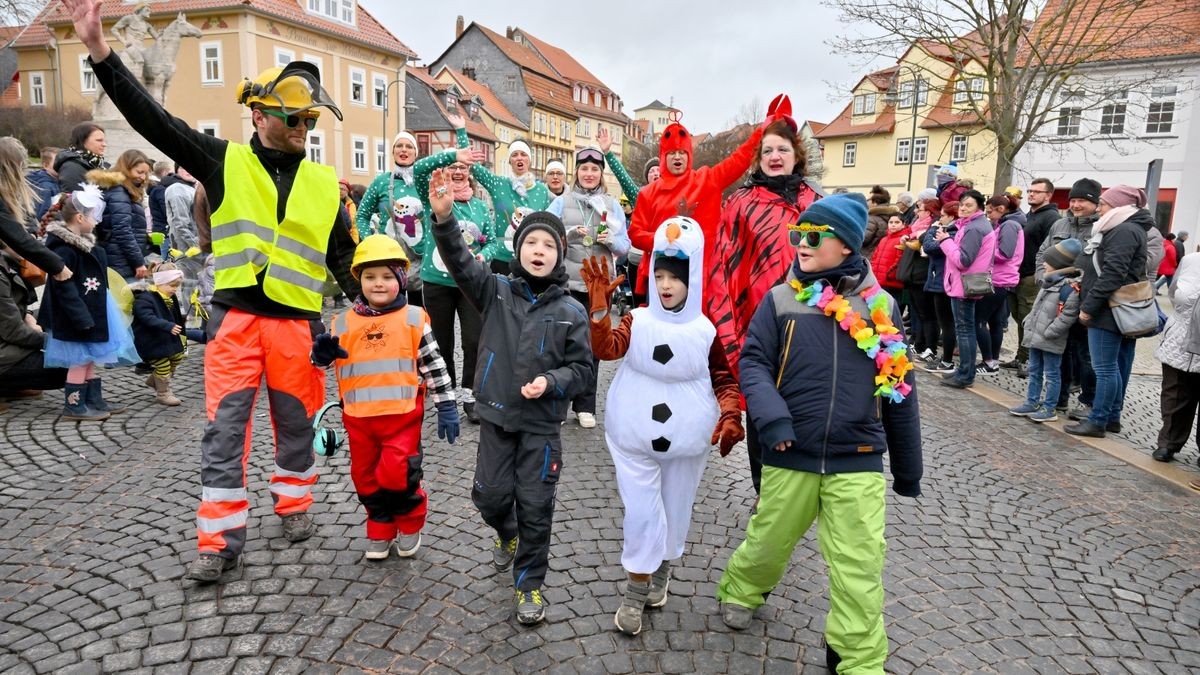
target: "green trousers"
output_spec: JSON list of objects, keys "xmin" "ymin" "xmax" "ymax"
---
[{"xmin": 718, "ymin": 467, "xmax": 887, "ymax": 674}]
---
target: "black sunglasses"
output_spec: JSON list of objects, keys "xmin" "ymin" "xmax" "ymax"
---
[{"xmin": 261, "ymin": 109, "xmax": 318, "ymax": 130}]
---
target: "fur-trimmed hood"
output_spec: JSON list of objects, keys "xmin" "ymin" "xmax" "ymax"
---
[
  {"xmin": 85, "ymin": 169, "xmax": 127, "ymax": 190},
  {"xmin": 869, "ymin": 205, "xmax": 899, "ymax": 217},
  {"xmin": 45, "ymin": 221, "xmax": 96, "ymax": 252}
]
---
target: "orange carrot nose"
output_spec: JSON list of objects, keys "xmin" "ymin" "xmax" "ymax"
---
[{"xmin": 666, "ymin": 222, "xmax": 681, "ymax": 244}]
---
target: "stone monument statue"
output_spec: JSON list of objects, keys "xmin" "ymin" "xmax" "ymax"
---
[{"xmin": 93, "ymin": 9, "xmax": 204, "ymax": 159}]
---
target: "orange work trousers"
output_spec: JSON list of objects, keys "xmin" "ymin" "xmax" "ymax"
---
[{"xmin": 195, "ymin": 307, "xmax": 325, "ymax": 558}]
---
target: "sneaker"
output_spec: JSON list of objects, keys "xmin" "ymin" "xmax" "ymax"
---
[
  {"xmin": 1063, "ymin": 420, "xmax": 1106, "ymax": 438},
  {"xmin": 515, "ymin": 589, "xmax": 547, "ymax": 625},
  {"xmin": 185, "ymin": 554, "xmax": 239, "ymax": 582},
  {"xmin": 648, "ymin": 561, "xmax": 670, "ymax": 608},
  {"xmin": 577, "ymin": 412, "xmax": 597, "ymax": 429},
  {"xmin": 1008, "ymin": 402, "xmax": 1040, "ymax": 416},
  {"xmin": 614, "ymin": 579, "xmax": 651, "ymax": 635},
  {"xmin": 1067, "ymin": 403, "xmax": 1092, "ymax": 421},
  {"xmin": 493, "ymin": 536, "xmax": 517, "ymax": 572},
  {"xmin": 280, "ymin": 513, "xmax": 315, "ymax": 542},
  {"xmin": 1106, "ymin": 420, "xmax": 1122, "ymax": 434},
  {"xmin": 1152, "ymin": 447, "xmax": 1177, "ymax": 462},
  {"xmin": 364, "ymin": 539, "xmax": 391, "ymax": 561},
  {"xmin": 720, "ymin": 602, "xmax": 753, "ymax": 630},
  {"xmin": 1030, "ymin": 408, "xmax": 1058, "ymax": 423},
  {"xmin": 917, "ymin": 348, "xmax": 935, "ymax": 361},
  {"xmin": 395, "ymin": 531, "xmax": 421, "ymax": 558},
  {"xmin": 975, "ymin": 362, "xmax": 1000, "ymax": 374},
  {"xmin": 928, "ymin": 361, "xmax": 956, "ymax": 373}
]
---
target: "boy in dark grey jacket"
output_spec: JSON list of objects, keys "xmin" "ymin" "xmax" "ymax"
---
[
  {"xmin": 428, "ymin": 169, "xmax": 592, "ymax": 626},
  {"xmin": 1009, "ymin": 239, "xmax": 1082, "ymax": 422},
  {"xmin": 717, "ymin": 194, "xmax": 922, "ymax": 673}
]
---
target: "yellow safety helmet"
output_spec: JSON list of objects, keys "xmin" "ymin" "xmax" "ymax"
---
[
  {"xmin": 236, "ymin": 61, "xmax": 343, "ymax": 120},
  {"xmin": 351, "ymin": 234, "xmax": 409, "ymax": 279}
]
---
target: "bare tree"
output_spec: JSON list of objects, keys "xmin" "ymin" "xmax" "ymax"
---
[
  {"xmin": 1, "ymin": 0, "xmax": 45, "ymax": 30},
  {"xmin": 823, "ymin": 0, "xmax": 1187, "ymax": 192}
]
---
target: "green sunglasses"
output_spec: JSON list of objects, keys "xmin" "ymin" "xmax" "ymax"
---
[
  {"xmin": 789, "ymin": 229, "xmax": 839, "ymax": 248},
  {"xmin": 261, "ymin": 109, "xmax": 319, "ymax": 131}
]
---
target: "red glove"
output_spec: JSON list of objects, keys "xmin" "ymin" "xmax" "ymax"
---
[{"xmin": 711, "ymin": 411, "xmax": 745, "ymax": 457}]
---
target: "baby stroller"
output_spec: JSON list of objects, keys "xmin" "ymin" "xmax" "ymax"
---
[{"xmin": 612, "ymin": 256, "xmax": 636, "ymax": 316}]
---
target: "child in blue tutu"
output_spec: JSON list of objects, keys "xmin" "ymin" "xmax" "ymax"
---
[{"xmin": 39, "ymin": 186, "xmax": 137, "ymax": 421}]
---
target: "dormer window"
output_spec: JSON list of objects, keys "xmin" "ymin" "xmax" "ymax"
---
[
  {"xmin": 852, "ymin": 93, "xmax": 876, "ymax": 115},
  {"xmin": 446, "ymin": 92, "xmax": 458, "ymax": 110},
  {"xmin": 307, "ymin": 0, "xmax": 355, "ymax": 26}
]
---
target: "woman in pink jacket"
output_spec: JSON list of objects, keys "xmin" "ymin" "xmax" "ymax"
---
[
  {"xmin": 934, "ymin": 190, "xmax": 996, "ymax": 388},
  {"xmin": 975, "ymin": 194, "xmax": 1025, "ymax": 373}
]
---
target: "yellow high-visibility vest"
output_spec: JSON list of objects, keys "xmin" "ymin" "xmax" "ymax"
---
[{"xmin": 209, "ymin": 143, "xmax": 339, "ymax": 312}]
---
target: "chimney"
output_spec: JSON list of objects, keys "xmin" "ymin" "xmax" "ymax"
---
[
  {"xmin": 455, "ymin": 15, "xmax": 464, "ymax": 39},
  {"xmin": 506, "ymin": 26, "xmax": 514, "ymax": 40}
]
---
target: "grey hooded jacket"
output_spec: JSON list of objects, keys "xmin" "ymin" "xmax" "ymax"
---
[{"xmin": 1021, "ymin": 270, "xmax": 1081, "ymax": 355}]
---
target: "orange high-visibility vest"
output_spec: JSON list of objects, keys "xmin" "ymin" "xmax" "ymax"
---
[{"xmin": 332, "ymin": 305, "xmax": 426, "ymax": 417}]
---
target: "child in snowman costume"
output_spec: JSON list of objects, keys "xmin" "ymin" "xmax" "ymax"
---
[{"xmin": 581, "ymin": 216, "xmax": 744, "ymax": 636}]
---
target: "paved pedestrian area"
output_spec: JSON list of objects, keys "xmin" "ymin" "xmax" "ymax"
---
[{"xmin": 1, "ymin": 348, "xmax": 1198, "ymax": 673}]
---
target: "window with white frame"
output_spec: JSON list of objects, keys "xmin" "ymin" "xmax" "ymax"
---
[
  {"xmin": 895, "ymin": 138, "xmax": 912, "ymax": 164},
  {"xmin": 561, "ymin": 121, "xmax": 571, "ymax": 141},
  {"xmin": 506, "ymin": 75, "xmax": 517, "ymax": 93},
  {"xmin": 852, "ymin": 93, "xmax": 876, "ymax": 115},
  {"xmin": 1056, "ymin": 107, "xmax": 1082, "ymax": 136},
  {"xmin": 79, "ymin": 56, "xmax": 96, "ymax": 94},
  {"xmin": 274, "ymin": 48, "xmax": 294, "ymax": 68},
  {"xmin": 372, "ymin": 74, "xmax": 387, "ymax": 109},
  {"xmin": 198, "ymin": 121, "xmax": 220, "ymax": 137},
  {"xmin": 954, "ymin": 77, "xmax": 985, "ymax": 103},
  {"xmin": 375, "ymin": 138, "xmax": 386, "ymax": 173},
  {"xmin": 950, "ymin": 134, "xmax": 968, "ymax": 162},
  {"xmin": 969, "ymin": 78, "xmax": 984, "ymax": 100},
  {"xmin": 29, "ymin": 72, "xmax": 44, "ymax": 106},
  {"xmin": 201, "ymin": 42, "xmax": 222, "ymax": 85},
  {"xmin": 306, "ymin": 0, "xmax": 354, "ymax": 25},
  {"xmin": 351, "ymin": 136, "xmax": 367, "ymax": 173},
  {"xmin": 349, "ymin": 68, "xmax": 365, "ymax": 105},
  {"xmin": 593, "ymin": 90, "xmax": 601, "ymax": 107},
  {"xmin": 584, "ymin": 120, "xmax": 591, "ymax": 137},
  {"xmin": 898, "ymin": 81, "xmax": 915, "ymax": 109},
  {"xmin": 307, "ymin": 131, "xmax": 324, "ymax": 164},
  {"xmin": 843, "ymin": 142, "xmax": 857, "ymax": 167},
  {"xmin": 912, "ymin": 137, "xmax": 928, "ymax": 163},
  {"xmin": 1147, "ymin": 85, "xmax": 1177, "ymax": 135},
  {"xmin": 916, "ymin": 78, "xmax": 929, "ymax": 107}
]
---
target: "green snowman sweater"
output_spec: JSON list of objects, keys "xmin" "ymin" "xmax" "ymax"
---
[
  {"xmin": 470, "ymin": 161, "xmax": 552, "ymax": 262},
  {"xmin": 604, "ymin": 150, "xmax": 643, "ymax": 208}
]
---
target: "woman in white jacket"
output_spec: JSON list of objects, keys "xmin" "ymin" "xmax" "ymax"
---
[{"xmin": 1152, "ymin": 253, "xmax": 1200, "ymax": 466}]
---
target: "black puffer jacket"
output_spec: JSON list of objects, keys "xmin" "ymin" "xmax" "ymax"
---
[
  {"xmin": 433, "ymin": 212, "xmax": 592, "ymax": 435},
  {"xmin": 1078, "ymin": 212, "xmax": 1149, "ymax": 335},
  {"xmin": 88, "ymin": 169, "xmax": 146, "ymax": 278},
  {"xmin": 38, "ymin": 222, "xmax": 110, "ymax": 343},
  {"xmin": 54, "ymin": 149, "xmax": 107, "ymax": 194},
  {"xmin": 132, "ymin": 288, "xmax": 185, "ymax": 361}
]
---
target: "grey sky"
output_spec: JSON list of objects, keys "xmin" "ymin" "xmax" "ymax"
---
[{"xmin": 361, "ymin": 0, "xmax": 864, "ymax": 134}]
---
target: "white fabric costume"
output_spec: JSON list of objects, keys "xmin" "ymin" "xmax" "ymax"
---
[{"xmin": 604, "ymin": 217, "xmax": 719, "ymax": 574}]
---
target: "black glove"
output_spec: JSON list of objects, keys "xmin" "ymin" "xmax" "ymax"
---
[
  {"xmin": 311, "ymin": 333, "xmax": 348, "ymax": 367},
  {"xmin": 893, "ymin": 478, "xmax": 921, "ymax": 498},
  {"xmin": 435, "ymin": 400, "xmax": 460, "ymax": 445}
]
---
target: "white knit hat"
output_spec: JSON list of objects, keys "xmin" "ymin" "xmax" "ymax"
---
[
  {"xmin": 508, "ymin": 140, "xmax": 531, "ymax": 159},
  {"xmin": 392, "ymin": 131, "xmax": 417, "ymax": 149},
  {"xmin": 545, "ymin": 160, "xmax": 566, "ymax": 174}
]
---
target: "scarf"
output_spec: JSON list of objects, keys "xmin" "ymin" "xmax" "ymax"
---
[
  {"xmin": 1085, "ymin": 204, "xmax": 1138, "ymax": 255},
  {"xmin": 352, "ymin": 287, "xmax": 408, "ymax": 317},
  {"xmin": 747, "ymin": 170, "xmax": 803, "ymax": 204},
  {"xmin": 792, "ymin": 253, "xmax": 869, "ymax": 291},
  {"xmin": 70, "ymin": 146, "xmax": 105, "ymax": 169},
  {"xmin": 392, "ymin": 165, "xmax": 414, "ymax": 186},
  {"xmin": 511, "ymin": 172, "xmax": 535, "ymax": 198},
  {"xmin": 452, "ymin": 179, "xmax": 475, "ymax": 202}
]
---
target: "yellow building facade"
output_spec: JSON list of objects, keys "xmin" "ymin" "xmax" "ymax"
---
[
  {"xmin": 817, "ymin": 45, "xmax": 998, "ymax": 195},
  {"xmin": 13, "ymin": 1, "xmax": 414, "ymax": 180}
]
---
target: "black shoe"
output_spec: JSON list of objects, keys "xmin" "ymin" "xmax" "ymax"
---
[
  {"xmin": 1017, "ymin": 363, "xmax": 1028, "ymax": 379},
  {"xmin": 281, "ymin": 513, "xmax": 315, "ymax": 542},
  {"xmin": 134, "ymin": 362, "xmax": 153, "ymax": 375},
  {"xmin": 825, "ymin": 641, "xmax": 842, "ymax": 673},
  {"xmin": 999, "ymin": 359, "xmax": 1021, "ymax": 370},
  {"xmin": 463, "ymin": 401, "xmax": 480, "ymax": 424},
  {"xmin": 1064, "ymin": 420, "xmax": 1106, "ymax": 438},
  {"xmin": 1151, "ymin": 447, "xmax": 1177, "ymax": 462},
  {"xmin": 939, "ymin": 374, "xmax": 972, "ymax": 389},
  {"xmin": 1105, "ymin": 421, "xmax": 1122, "ymax": 434}
]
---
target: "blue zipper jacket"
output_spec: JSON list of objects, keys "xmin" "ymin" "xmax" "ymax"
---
[{"xmin": 739, "ymin": 265, "xmax": 923, "ymax": 496}]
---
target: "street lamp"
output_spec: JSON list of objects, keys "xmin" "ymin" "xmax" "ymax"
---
[
  {"xmin": 883, "ymin": 64, "xmax": 923, "ymax": 193},
  {"xmin": 381, "ymin": 78, "xmax": 417, "ymax": 144}
]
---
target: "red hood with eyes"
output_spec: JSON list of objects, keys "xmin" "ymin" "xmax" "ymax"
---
[{"xmin": 658, "ymin": 122, "xmax": 693, "ymax": 179}]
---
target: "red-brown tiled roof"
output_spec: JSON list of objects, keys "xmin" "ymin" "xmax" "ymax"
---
[
  {"xmin": 473, "ymin": 23, "xmax": 561, "ymax": 81},
  {"xmin": 522, "ymin": 70, "xmax": 577, "ymax": 118},
  {"xmin": 814, "ymin": 102, "xmax": 896, "ymax": 139},
  {"xmin": 515, "ymin": 28, "xmax": 608, "ymax": 90},
  {"xmin": 864, "ymin": 66, "xmax": 899, "ymax": 92},
  {"xmin": 0, "ymin": 26, "xmax": 22, "ymax": 44},
  {"xmin": 1029, "ymin": 0, "xmax": 1200, "ymax": 64},
  {"xmin": 805, "ymin": 120, "xmax": 828, "ymax": 135},
  {"xmin": 10, "ymin": 21, "xmax": 47, "ymax": 48},
  {"xmin": 16, "ymin": 0, "xmax": 414, "ymax": 57},
  {"xmin": 436, "ymin": 66, "xmax": 527, "ymax": 131},
  {"xmin": 920, "ymin": 82, "xmax": 985, "ymax": 130}
]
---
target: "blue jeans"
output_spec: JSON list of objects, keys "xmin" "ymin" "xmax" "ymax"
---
[
  {"xmin": 951, "ymin": 297, "xmax": 978, "ymax": 384},
  {"xmin": 1025, "ymin": 348, "xmax": 1062, "ymax": 409},
  {"xmin": 1087, "ymin": 327, "xmax": 1136, "ymax": 425}
]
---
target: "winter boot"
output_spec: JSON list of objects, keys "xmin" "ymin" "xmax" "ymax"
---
[
  {"xmin": 614, "ymin": 576, "xmax": 651, "ymax": 635},
  {"xmin": 85, "ymin": 379, "xmax": 126, "ymax": 414},
  {"xmin": 152, "ymin": 374, "xmax": 182, "ymax": 406},
  {"xmin": 61, "ymin": 383, "xmax": 109, "ymax": 422}
]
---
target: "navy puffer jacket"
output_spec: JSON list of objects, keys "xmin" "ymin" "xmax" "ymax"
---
[{"xmin": 88, "ymin": 169, "xmax": 147, "ymax": 278}]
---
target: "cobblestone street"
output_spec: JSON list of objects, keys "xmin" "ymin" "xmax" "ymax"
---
[{"xmin": 1, "ymin": 345, "xmax": 1198, "ymax": 673}]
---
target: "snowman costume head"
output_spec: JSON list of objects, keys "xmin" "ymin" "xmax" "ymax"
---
[{"xmin": 648, "ymin": 216, "xmax": 706, "ymax": 324}]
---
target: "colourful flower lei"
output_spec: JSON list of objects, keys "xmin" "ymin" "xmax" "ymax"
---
[{"xmin": 788, "ymin": 278, "xmax": 914, "ymax": 403}]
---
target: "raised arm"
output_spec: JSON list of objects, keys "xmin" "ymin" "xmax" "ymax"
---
[
  {"xmin": 597, "ymin": 126, "xmax": 641, "ymax": 206},
  {"xmin": 355, "ymin": 177, "xmax": 386, "ymax": 239},
  {"xmin": 707, "ymin": 126, "xmax": 764, "ymax": 190},
  {"xmin": 428, "ymin": 169, "xmax": 496, "ymax": 311}
]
